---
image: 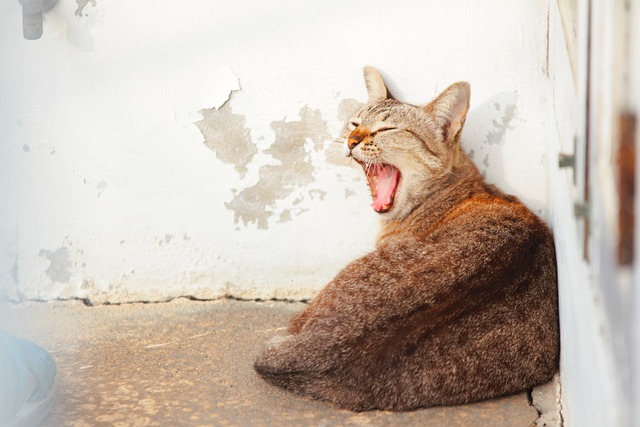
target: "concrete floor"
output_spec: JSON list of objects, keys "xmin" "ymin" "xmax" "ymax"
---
[{"xmin": 0, "ymin": 298, "xmax": 561, "ymax": 427}]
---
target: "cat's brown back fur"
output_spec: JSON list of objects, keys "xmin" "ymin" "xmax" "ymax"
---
[{"xmin": 254, "ymin": 67, "xmax": 559, "ymax": 411}]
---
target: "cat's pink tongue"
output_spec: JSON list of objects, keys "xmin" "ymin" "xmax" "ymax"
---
[{"xmin": 371, "ymin": 164, "xmax": 400, "ymax": 212}]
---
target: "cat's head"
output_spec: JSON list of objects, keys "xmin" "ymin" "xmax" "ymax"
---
[{"xmin": 345, "ymin": 66, "xmax": 471, "ymax": 220}]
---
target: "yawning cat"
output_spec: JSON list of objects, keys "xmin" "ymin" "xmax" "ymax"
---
[{"xmin": 254, "ymin": 67, "xmax": 559, "ymax": 411}]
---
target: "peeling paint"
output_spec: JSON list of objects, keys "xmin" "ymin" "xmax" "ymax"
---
[
  {"xmin": 225, "ymin": 106, "xmax": 329, "ymax": 229},
  {"xmin": 486, "ymin": 103, "xmax": 517, "ymax": 145},
  {"xmin": 196, "ymin": 93, "xmax": 257, "ymax": 179},
  {"xmin": 309, "ymin": 189, "xmax": 327, "ymax": 200},
  {"xmin": 196, "ymin": 95, "xmax": 358, "ymax": 229},
  {"xmin": 75, "ymin": 0, "xmax": 98, "ymax": 18},
  {"xmin": 38, "ymin": 247, "xmax": 72, "ymax": 283},
  {"xmin": 0, "ymin": 0, "xmax": 550, "ymax": 306},
  {"xmin": 279, "ymin": 210, "xmax": 292, "ymax": 223}
]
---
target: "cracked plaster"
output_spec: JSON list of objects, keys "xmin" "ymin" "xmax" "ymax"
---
[{"xmin": 0, "ymin": 0, "xmax": 550, "ymax": 304}]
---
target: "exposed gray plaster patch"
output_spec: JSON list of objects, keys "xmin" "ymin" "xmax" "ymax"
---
[
  {"xmin": 344, "ymin": 188, "xmax": 356, "ymax": 198},
  {"xmin": 279, "ymin": 210, "xmax": 292, "ymax": 223},
  {"xmin": 225, "ymin": 106, "xmax": 329, "ymax": 229},
  {"xmin": 22, "ymin": 145, "xmax": 30, "ymax": 152},
  {"xmin": 309, "ymin": 189, "xmax": 327, "ymax": 200},
  {"xmin": 38, "ymin": 247, "xmax": 72, "ymax": 283},
  {"xmin": 75, "ymin": 0, "xmax": 97, "ymax": 17},
  {"xmin": 486, "ymin": 103, "xmax": 517, "ymax": 145},
  {"xmin": 468, "ymin": 149, "xmax": 475, "ymax": 160},
  {"xmin": 483, "ymin": 154, "xmax": 490, "ymax": 168},
  {"xmin": 195, "ymin": 92, "xmax": 257, "ymax": 178}
]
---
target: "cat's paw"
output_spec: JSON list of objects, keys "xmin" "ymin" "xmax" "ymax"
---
[
  {"xmin": 253, "ymin": 334, "xmax": 295, "ymax": 378},
  {"xmin": 253, "ymin": 334, "xmax": 297, "ymax": 379},
  {"xmin": 254, "ymin": 332, "xmax": 377, "ymax": 410}
]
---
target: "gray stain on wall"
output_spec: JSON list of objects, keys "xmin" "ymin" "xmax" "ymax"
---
[
  {"xmin": 196, "ymin": 93, "xmax": 257, "ymax": 179},
  {"xmin": 486, "ymin": 103, "xmax": 517, "ymax": 145},
  {"xmin": 158, "ymin": 234, "xmax": 174, "ymax": 246},
  {"xmin": 196, "ymin": 95, "xmax": 362, "ymax": 229},
  {"xmin": 225, "ymin": 106, "xmax": 329, "ymax": 229},
  {"xmin": 38, "ymin": 247, "xmax": 72, "ymax": 283}
]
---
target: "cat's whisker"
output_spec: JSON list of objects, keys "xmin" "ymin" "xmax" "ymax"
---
[
  {"xmin": 322, "ymin": 124, "xmax": 349, "ymax": 138},
  {"xmin": 325, "ymin": 144, "xmax": 348, "ymax": 159},
  {"xmin": 325, "ymin": 123, "xmax": 344, "ymax": 133},
  {"xmin": 365, "ymin": 161, "xmax": 373, "ymax": 177}
]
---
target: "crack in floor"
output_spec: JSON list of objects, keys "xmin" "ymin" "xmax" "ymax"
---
[{"xmin": 3, "ymin": 294, "xmax": 310, "ymax": 308}]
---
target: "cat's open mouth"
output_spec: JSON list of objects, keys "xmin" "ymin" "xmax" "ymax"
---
[{"xmin": 355, "ymin": 160, "xmax": 401, "ymax": 213}]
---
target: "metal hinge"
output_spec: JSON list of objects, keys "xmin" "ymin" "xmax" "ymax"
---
[{"xmin": 558, "ymin": 136, "xmax": 578, "ymax": 184}]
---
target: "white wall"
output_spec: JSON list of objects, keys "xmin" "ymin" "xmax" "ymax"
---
[{"xmin": 0, "ymin": 0, "xmax": 551, "ymax": 303}]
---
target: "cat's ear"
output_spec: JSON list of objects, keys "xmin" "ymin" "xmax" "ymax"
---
[
  {"xmin": 426, "ymin": 82, "xmax": 470, "ymax": 144},
  {"xmin": 364, "ymin": 66, "xmax": 394, "ymax": 104}
]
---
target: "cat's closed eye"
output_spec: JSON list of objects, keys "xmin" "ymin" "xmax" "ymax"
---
[{"xmin": 372, "ymin": 126, "xmax": 396, "ymax": 134}]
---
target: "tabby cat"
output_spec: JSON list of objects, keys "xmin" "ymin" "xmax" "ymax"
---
[{"xmin": 254, "ymin": 67, "xmax": 559, "ymax": 411}]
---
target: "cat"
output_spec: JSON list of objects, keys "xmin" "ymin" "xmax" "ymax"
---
[{"xmin": 254, "ymin": 66, "xmax": 559, "ymax": 412}]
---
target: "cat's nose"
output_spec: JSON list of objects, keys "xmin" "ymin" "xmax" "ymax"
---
[
  {"xmin": 347, "ymin": 132, "xmax": 366, "ymax": 150},
  {"xmin": 347, "ymin": 134, "xmax": 363, "ymax": 150}
]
